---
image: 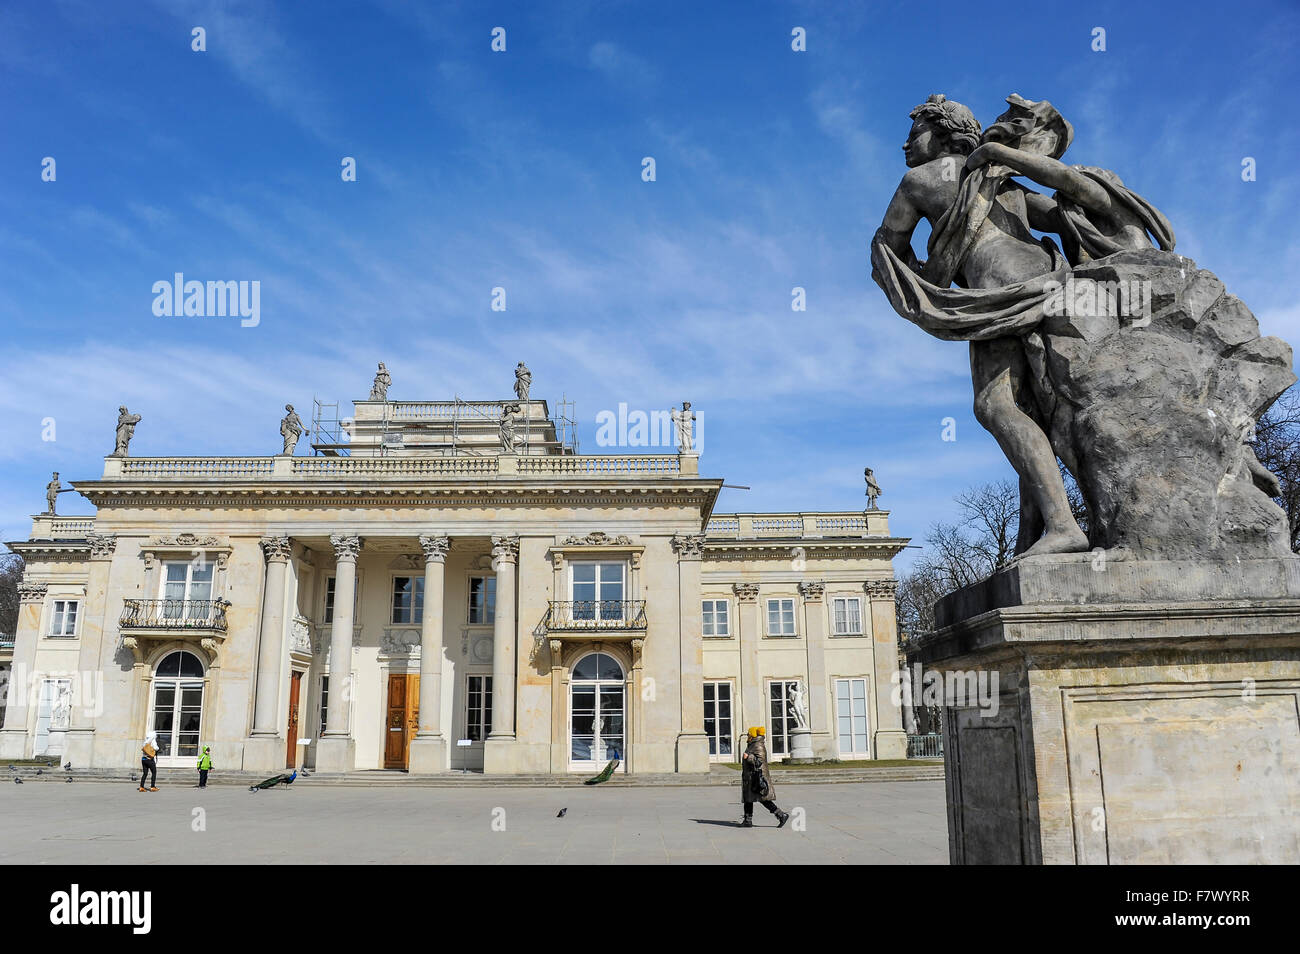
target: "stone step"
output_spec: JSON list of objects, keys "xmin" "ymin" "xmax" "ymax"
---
[{"xmin": 6, "ymin": 763, "xmax": 945, "ymax": 788}]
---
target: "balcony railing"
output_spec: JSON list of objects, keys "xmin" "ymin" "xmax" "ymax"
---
[
  {"xmin": 907, "ymin": 733, "xmax": 944, "ymax": 759},
  {"xmin": 545, "ymin": 600, "xmax": 648, "ymax": 631},
  {"xmin": 120, "ymin": 599, "xmax": 230, "ymax": 632}
]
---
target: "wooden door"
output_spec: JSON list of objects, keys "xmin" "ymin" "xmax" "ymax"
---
[
  {"xmin": 286, "ymin": 671, "xmax": 302, "ymax": 768},
  {"xmin": 383, "ymin": 674, "xmax": 420, "ymax": 769}
]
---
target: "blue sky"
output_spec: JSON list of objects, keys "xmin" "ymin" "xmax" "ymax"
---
[{"xmin": 2, "ymin": 0, "xmax": 1299, "ymax": 569}]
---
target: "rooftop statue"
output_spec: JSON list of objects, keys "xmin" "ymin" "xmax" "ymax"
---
[
  {"xmin": 369, "ymin": 362, "xmax": 391, "ymax": 401},
  {"xmin": 671, "ymin": 401, "xmax": 696, "ymax": 453},
  {"xmin": 45, "ymin": 472, "xmax": 61, "ymax": 515},
  {"xmin": 112, "ymin": 406, "xmax": 141, "ymax": 457},
  {"xmin": 514, "ymin": 362, "xmax": 532, "ymax": 402},
  {"xmin": 499, "ymin": 403, "xmax": 519, "ymax": 453},
  {"xmin": 871, "ymin": 94, "xmax": 1294, "ymax": 561},
  {"xmin": 864, "ymin": 467, "xmax": 883, "ymax": 510},
  {"xmin": 280, "ymin": 404, "xmax": 307, "ymax": 456}
]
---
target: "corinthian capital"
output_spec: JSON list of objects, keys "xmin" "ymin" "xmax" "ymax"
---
[
  {"xmin": 491, "ymin": 535, "xmax": 520, "ymax": 565},
  {"xmin": 86, "ymin": 532, "xmax": 117, "ymax": 560},
  {"xmin": 733, "ymin": 582, "xmax": 759, "ymax": 602},
  {"xmin": 670, "ymin": 533, "xmax": 706, "ymax": 559},
  {"xmin": 865, "ymin": 579, "xmax": 899, "ymax": 600},
  {"xmin": 260, "ymin": 534, "xmax": 292, "ymax": 563},
  {"xmin": 798, "ymin": 580, "xmax": 826, "ymax": 601},
  {"xmin": 330, "ymin": 533, "xmax": 363, "ymax": 562},
  {"xmin": 18, "ymin": 580, "xmax": 48, "ymax": 603},
  {"xmin": 419, "ymin": 535, "xmax": 451, "ymax": 564}
]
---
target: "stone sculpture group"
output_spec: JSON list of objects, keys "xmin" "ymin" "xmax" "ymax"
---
[{"xmin": 872, "ymin": 93, "xmax": 1294, "ymax": 561}]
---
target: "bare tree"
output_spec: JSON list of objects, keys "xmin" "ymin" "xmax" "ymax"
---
[
  {"xmin": 0, "ymin": 552, "xmax": 24, "ymax": 637},
  {"xmin": 1253, "ymin": 386, "xmax": 1300, "ymax": 552}
]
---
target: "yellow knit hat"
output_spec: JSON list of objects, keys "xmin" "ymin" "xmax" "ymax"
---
[{"xmin": 747, "ymin": 726, "xmax": 765, "ymax": 739}]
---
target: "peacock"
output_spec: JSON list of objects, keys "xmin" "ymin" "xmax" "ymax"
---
[
  {"xmin": 583, "ymin": 749, "xmax": 620, "ymax": 785},
  {"xmin": 249, "ymin": 769, "xmax": 298, "ymax": 792}
]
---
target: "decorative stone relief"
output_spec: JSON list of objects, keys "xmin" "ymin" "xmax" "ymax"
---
[
  {"xmin": 381, "ymin": 629, "xmax": 421, "ymax": 656},
  {"xmin": 290, "ymin": 616, "xmax": 312, "ymax": 655},
  {"xmin": 150, "ymin": 533, "xmax": 221, "ymax": 548},
  {"xmin": 733, "ymin": 582, "xmax": 760, "ymax": 602},
  {"xmin": 18, "ymin": 581, "xmax": 48, "ymax": 603},
  {"xmin": 562, "ymin": 531, "xmax": 633, "ymax": 546}
]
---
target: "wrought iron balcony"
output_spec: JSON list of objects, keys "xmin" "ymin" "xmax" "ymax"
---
[
  {"xmin": 544, "ymin": 600, "xmax": 647, "ymax": 631},
  {"xmin": 120, "ymin": 599, "xmax": 230, "ymax": 632}
]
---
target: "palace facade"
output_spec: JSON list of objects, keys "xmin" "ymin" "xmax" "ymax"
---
[{"xmin": 0, "ymin": 389, "xmax": 909, "ymax": 775}]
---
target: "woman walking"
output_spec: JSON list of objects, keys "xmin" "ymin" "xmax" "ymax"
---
[
  {"xmin": 139, "ymin": 731, "xmax": 159, "ymax": 792},
  {"xmin": 740, "ymin": 727, "xmax": 789, "ymax": 828}
]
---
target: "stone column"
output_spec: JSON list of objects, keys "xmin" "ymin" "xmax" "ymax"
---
[
  {"xmin": 0, "ymin": 581, "xmax": 48, "ymax": 758},
  {"xmin": 408, "ymin": 534, "xmax": 449, "ymax": 774},
  {"xmin": 251, "ymin": 536, "xmax": 292, "ymax": 736},
  {"xmin": 733, "ymin": 582, "xmax": 761, "ymax": 741},
  {"xmin": 64, "ymin": 534, "xmax": 118, "ymax": 768},
  {"xmin": 672, "ymin": 534, "xmax": 710, "ymax": 772},
  {"xmin": 483, "ymin": 535, "xmax": 518, "ymax": 773},
  {"xmin": 799, "ymin": 580, "xmax": 835, "ymax": 760},
  {"xmin": 866, "ymin": 580, "xmax": 907, "ymax": 759},
  {"xmin": 316, "ymin": 533, "xmax": 361, "ymax": 773}
]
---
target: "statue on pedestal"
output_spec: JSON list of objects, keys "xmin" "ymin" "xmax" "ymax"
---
[
  {"xmin": 45, "ymin": 472, "xmax": 61, "ymax": 515},
  {"xmin": 499, "ymin": 404, "xmax": 519, "ymax": 453},
  {"xmin": 871, "ymin": 93, "xmax": 1293, "ymax": 561},
  {"xmin": 112, "ymin": 406, "xmax": 141, "ymax": 457},
  {"xmin": 369, "ymin": 362, "xmax": 391, "ymax": 401},
  {"xmin": 280, "ymin": 404, "xmax": 307, "ymax": 456},
  {"xmin": 671, "ymin": 401, "xmax": 696, "ymax": 453},
  {"xmin": 514, "ymin": 362, "xmax": 532, "ymax": 402},
  {"xmin": 864, "ymin": 467, "xmax": 883, "ymax": 510},
  {"xmin": 790, "ymin": 682, "xmax": 810, "ymax": 730}
]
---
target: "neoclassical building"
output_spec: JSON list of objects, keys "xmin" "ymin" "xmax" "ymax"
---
[{"xmin": 0, "ymin": 384, "xmax": 909, "ymax": 775}]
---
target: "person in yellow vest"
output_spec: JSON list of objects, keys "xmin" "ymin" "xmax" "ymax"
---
[
  {"xmin": 139, "ymin": 731, "xmax": 159, "ymax": 792},
  {"xmin": 740, "ymin": 726, "xmax": 789, "ymax": 828},
  {"xmin": 197, "ymin": 746, "xmax": 213, "ymax": 788}
]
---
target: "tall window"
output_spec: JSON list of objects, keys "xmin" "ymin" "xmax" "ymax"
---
[
  {"xmin": 571, "ymin": 562, "xmax": 625, "ymax": 622},
  {"xmin": 702, "ymin": 599, "xmax": 730, "ymax": 637},
  {"xmin": 49, "ymin": 599, "xmax": 79, "ymax": 637},
  {"xmin": 832, "ymin": 597, "xmax": 863, "ymax": 635},
  {"xmin": 466, "ymin": 675, "xmax": 493, "ymax": 741},
  {"xmin": 468, "ymin": 576, "xmax": 496, "ymax": 624},
  {"xmin": 161, "ymin": 561, "xmax": 214, "ymax": 620},
  {"xmin": 324, "ymin": 577, "xmax": 336, "ymax": 623},
  {"xmin": 703, "ymin": 681, "xmax": 734, "ymax": 759},
  {"xmin": 836, "ymin": 678, "xmax": 870, "ymax": 756},
  {"xmin": 768, "ymin": 680, "xmax": 801, "ymax": 755},
  {"xmin": 766, "ymin": 598, "xmax": 796, "ymax": 637},
  {"xmin": 391, "ymin": 576, "xmax": 424, "ymax": 624},
  {"xmin": 318, "ymin": 675, "xmax": 329, "ymax": 734}
]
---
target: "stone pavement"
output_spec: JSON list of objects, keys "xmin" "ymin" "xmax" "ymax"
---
[{"xmin": 0, "ymin": 778, "xmax": 949, "ymax": 864}]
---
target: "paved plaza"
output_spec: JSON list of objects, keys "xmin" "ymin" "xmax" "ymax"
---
[{"xmin": 0, "ymin": 778, "xmax": 948, "ymax": 864}]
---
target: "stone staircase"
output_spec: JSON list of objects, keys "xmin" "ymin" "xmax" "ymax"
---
[{"xmin": 5, "ymin": 761, "xmax": 944, "ymax": 788}]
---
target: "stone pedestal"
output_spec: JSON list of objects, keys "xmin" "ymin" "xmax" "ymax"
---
[
  {"xmin": 917, "ymin": 555, "xmax": 1300, "ymax": 865},
  {"xmin": 407, "ymin": 736, "xmax": 447, "ymax": 775},
  {"xmin": 314, "ymin": 737, "xmax": 355, "ymax": 774},
  {"xmin": 788, "ymin": 727, "xmax": 814, "ymax": 760},
  {"xmin": 242, "ymin": 736, "xmax": 285, "ymax": 774}
]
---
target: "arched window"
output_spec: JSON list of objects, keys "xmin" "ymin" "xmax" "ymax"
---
[
  {"xmin": 569, "ymin": 652, "xmax": 625, "ymax": 770},
  {"xmin": 571, "ymin": 651, "xmax": 623, "ymax": 681},
  {"xmin": 150, "ymin": 651, "xmax": 206, "ymax": 763}
]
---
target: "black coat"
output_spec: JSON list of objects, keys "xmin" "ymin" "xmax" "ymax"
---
[{"xmin": 741, "ymin": 738, "xmax": 775, "ymax": 803}]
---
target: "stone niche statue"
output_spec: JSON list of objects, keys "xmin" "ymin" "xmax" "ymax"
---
[
  {"xmin": 514, "ymin": 362, "xmax": 532, "ymax": 402},
  {"xmin": 112, "ymin": 406, "xmax": 141, "ymax": 457},
  {"xmin": 864, "ymin": 467, "xmax": 883, "ymax": 510},
  {"xmin": 45, "ymin": 472, "xmax": 62, "ymax": 515},
  {"xmin": 279, "ymin": 404, "xmax": 307, "ymax": 456},
  {"xmin": 871, "ymin": 93, "xmax": 1294, "ymax": 562},
  {"xmin": 671, "ymin": 401, "xmax": 696, "ymax": 453},
  {"xmin": 369, "ymin": 362, "xmax": 391, "ymax": 401}
]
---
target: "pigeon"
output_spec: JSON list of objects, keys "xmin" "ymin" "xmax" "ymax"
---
[
  {"xmin": 64, "ymin": 762, "xmax": 72, "ymax": 771},
  {"xmin": 300, "ymin": 769, "xmax": 311, "ymax": 778},
  {"xmin": 7, "ymin": 765, "xmax": 14, "ymax": 772},
  {"xmin": 556, "ymin": 808, "xmax": 567, "ymax": 817},
  {"xmin": 13, "ymin": 777, "xmax": 21, "ymax": 784},
  {"xmin": 35, "ymin": 768, "xmax": 43, "ymax": 776},
  {"xmin": 65, "ymin": 776, "xmax": 73, "ymax": 784}
]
